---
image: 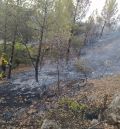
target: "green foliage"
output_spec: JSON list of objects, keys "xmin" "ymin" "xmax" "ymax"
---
[
  {"xmin": 15, "ymin": 42, "xmax": 25, "ymax": 50},
  {"xmin": 0, "ymin": 70, "xmax": 6, "ymax": 79},
  {"xmin": 12, "ymin": 43, "xmax": 29, "ymax": 68},
  {"xmin": 59, "ymin": 98, "xmax": 87, "ymax": 112},
  {"xmin": 52, "ymin": 0, "xmax": 73, "ymax": 38},
  {"xmin": 102, "ymin": 0, "xmax": 118, "ymax": 25},
  {"xmin": 0, "ymin": 42, "xmax": 36, "ymax": 69},
  {"xmin": 58, "ymin": 98, "xmax": 88, "ymax": 120},
  {"xmin": 1, "ymin": 53, "xmax": 8, "ymax": 65},
  {"xmin": 13, "ymin": 43, "xmax": 38, "ymax": 68}
]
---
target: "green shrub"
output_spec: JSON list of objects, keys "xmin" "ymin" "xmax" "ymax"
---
[
  {"xmin": 13, "ymin": 43, "xmax": 36, "ymax": 68},
  {"xmin": 59, "ymin": 98, "xmax": 88, "ymax": 119},
  {"xmin": 10, "ymin": 43, "xmax": 28, "ymax": 68},
  {"xmin": 59, "ymin": 98, "xmax": 87, "ymax": 112},
  {"xmin": 0, "ymin": 42, "xmax": 36, "ymax": 69},
  {"xmin": 0, "ymin": 72, "xmax": 6, "ymax": 79}
]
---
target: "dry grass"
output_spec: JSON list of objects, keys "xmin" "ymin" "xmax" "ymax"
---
[
  {"xmin": 1, "ymin": 68, "xmax": 120, "ymax": 129},
  {"xmin": 12, "ymin": 64, "xmax": 32, "ymax": 74},
  {"xmin": 88, "ymin": 75, "xmax": 120, "ymax": 103}
]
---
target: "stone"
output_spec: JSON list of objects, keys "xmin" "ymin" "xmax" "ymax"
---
[
  {"xmin": 3, "ymin": 112, "xmax": 13, "ymax": 121},
  {"xmin": 41, "ymin": 119, "xmax": 61, "ymax": 129},
  {"xmin": 27, "ymin": 108, "xmax": 37, "ymax": 114},
  {"xmin": 91, "ymin": 119, "xmax": 98, "ymax": 125},
  {"xmin": 106, "ymin": 95, "xmax": 120, "ymax": 127}
]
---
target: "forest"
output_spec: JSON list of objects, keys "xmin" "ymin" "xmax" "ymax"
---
[{"xmin": 0, "ymin": 0, "xmax": 120, "ymax": 129}]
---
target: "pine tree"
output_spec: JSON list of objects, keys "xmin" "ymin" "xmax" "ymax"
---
[{"xmin": 101, "ymin": 0, "xmax": 118, "ymax": 36}]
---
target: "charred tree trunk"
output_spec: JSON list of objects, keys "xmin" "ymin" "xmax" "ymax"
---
[
  {"xmin": 66, "ymin": 35, "xmax": 72, "ymax": 64},
  {"xmin": 57, "ymin": 61, "xmax": 60, "ymax": 95},
  {"xmin": 3, "ymin": 20, "xmax": 7, "ymax": 53},
  {"xmin": 7, "ymin": 28, "xmax": 17, "ymax": 79},
  {"xmin": 35, "ymin": 66, "xmax": 39, "ymax": 82},
  {"xmin": 7, "ymin": 0, "xmax": 19, "ymax": 79},
  {"xmin": 66, "ymin": 0, "xmax": 79, "ymax": 64},
  {"xmin": 3, "ymin": 1, "xmax": 8, "ymax": 53},
  {"xmin": 84, "ymin": 32, "xmax": 88, "ymax": 45},
  {"xmin": 35, "ymin": 28, "xmax": 44, "ymax": 82},
  {"xmin": 100, "ymin": 21, "xmax": 106, "ymax": 37},
  {"xmin": 34, "ymin": 0, "xmax": 47, "ymax": 82}
]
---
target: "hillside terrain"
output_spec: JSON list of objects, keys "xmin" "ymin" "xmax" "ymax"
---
[
  {"xmin": 1, "ymin": 32, "xmax": 120, "ymax": 129},
  {"xmin": 81, "ymin": 32, "xmax": 120, "ymax": 78}
]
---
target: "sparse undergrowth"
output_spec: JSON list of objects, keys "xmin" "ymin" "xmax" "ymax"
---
[{"xmin": 0, "ymin": 75, "xmax": 120, "ymax": 129}]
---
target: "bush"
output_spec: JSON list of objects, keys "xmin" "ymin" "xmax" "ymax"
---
[
  {"xmin": 59, "ymin": 98, "xmax": 87, "ymax": 119},
  {"xmin": 0, "ymin": 72, "xmax": 6, "ymax": 79},
  {"xmin": 14, "ymin": 43, "xmax": 30, "ymax": 66},
  {"xmin": 0, "ymin": 42, "xmax": 36, "ymax": 69}
]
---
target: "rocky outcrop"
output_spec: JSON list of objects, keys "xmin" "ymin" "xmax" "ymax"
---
[
  {"xmin": 106, "ymin": 95, "xmax": 120, "ymax": 128},
  {"xmin": 41, "ymin": 119, "xmax": 61, "ymax": 129}
]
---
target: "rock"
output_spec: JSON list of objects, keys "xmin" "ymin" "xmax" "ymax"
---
[
  {"xmin": 91, "ymin": 119, "xmax": 98, "ymax": 125},
  {"xmin": 27, "ymin": 108, "xmax": 37, "ymax": 114},
  {"xmin": 41, "ymin": 119, "xmax": 61, "ymax": 129},
  {"xmin": 85, "ymin": 111, "xmax": 98, "ymax": 120},
  {"xmin": 37, "ymin": 111, "xmax": 45, "ymax": 118},
  {"xmin": 3, "ymin": 112, "xmax": 13, "ymax": 121},
  {"xmin": 106, "ymin": 95, "xmax": 120, "ymax": 127}
]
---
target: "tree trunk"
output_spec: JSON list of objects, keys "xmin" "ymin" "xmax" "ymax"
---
[
  {"xmin": 66, "ymin": 36, "xmax": 72, "ymax": 64},
  {"xmin": 3, "ymin": 2, "xmax": 8, "ymax": 53},
  {"xmin": 66, "ymin": 0, "xmax": 79, "ymax": 64},
  {"xmin": 100, "ymin": 21, "xmax": 106, "ymax": 37},
  {"xmin": 35, "ymin": 27, "xmax": 44, "ymax": 82},
  {"xmin": 7, "ymin": 40, "xmax": 16, "ymax": 79},
  {"xmin": 34, "ymin": 0, "xmax": 47, "ymax": 82},
  {"xmin": 3, "ymin": 21, "xmax": 7, "ymax": 53},
  {"xmin": 7, "ymin": 0, "xmax": 19, "ymax": 79},
  {"xmin": 7, "ymin": 27, "xmax": 17, "ymax": 79},
  {"xmin": 57, "ymin": 61, "xmax": 60, "ymax": 96},
  {"xmin": 35, "ymin": 66, "xmax": 39, "ymax": 82}
]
